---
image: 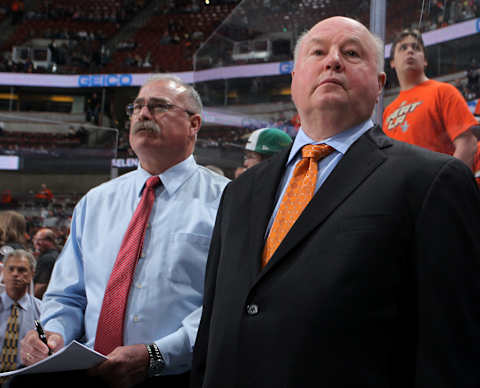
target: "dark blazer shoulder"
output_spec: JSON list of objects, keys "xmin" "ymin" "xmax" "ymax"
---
[{"xmin": 368, "ymin": 125, "xmax": 460, "ymax": 165}]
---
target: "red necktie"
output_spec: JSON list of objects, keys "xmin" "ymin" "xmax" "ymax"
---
[
  {"xmin": 262, "ymin": 144, "xmax": 334, "ymax": 267},
  {"xmin": 94, "ymin": 176, "xmax": 161, "ymax": 355}
]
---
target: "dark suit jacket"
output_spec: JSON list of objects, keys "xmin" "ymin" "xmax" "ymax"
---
[{"xmin": 191, "ymin": 126, "xmax": 480, "ymax": 388}]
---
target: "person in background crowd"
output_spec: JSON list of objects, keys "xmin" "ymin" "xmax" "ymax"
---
[
  {"xmin": 474, "ymin": 97, "xmax": 480, "ymax": 122},
  {"xmin": 34, "ymin": 184, "xmax": 54, "ymax": 206},
  {"xmin": 243, "ymin": 127, "xmax": 293, "ymax": 169},
  {"xmin": 86, "ymin": 92, "xmax": 101, "ymax": 125},
  {"xmin": 0, "ymin": 250, "xmax": 41, "ymax": 383},
  {"xmin": 191, "ymin": 16, "xmax": 480, "ymax": 388},
  {"xmin": 233, "ymin": 166, "xmax": 246, "ymax": 178},
  {"xmin": 32, "ymin": 228, "xmax": 59, "ymax": 299},
  {"xmin": 15, "ymin": 74, "xmax": 229, "ymax": 388},
  {"xmin": 0, "ymin": 211, "xmax": 27, "ymax": 265},
  {"xmin": 383, "ymin": 28, "xmax": 478, "ymax": 168},
  {"xmin": 474, "ymin": 141, "xmax": 480, "ymax": 187},
  {"xmin": 0, "ymin": 190, "xmax": 13, "ymax": 208}
]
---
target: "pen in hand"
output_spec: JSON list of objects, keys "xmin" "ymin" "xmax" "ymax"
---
[{"xmin": 34, "ymin": 320, "xmax": 52, "ymax": 356}]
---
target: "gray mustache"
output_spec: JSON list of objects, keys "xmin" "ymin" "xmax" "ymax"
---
[{"xmin": 132, "ymin": 121, "xmax": 161, "ymax": 134}]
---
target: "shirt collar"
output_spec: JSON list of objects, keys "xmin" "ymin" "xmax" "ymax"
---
[
  {"xmin": 1, "ymin": 291, "xmax": 30, "ymax": 311},
  {"xmin": 135, "ymin": 155, "xmax": 197, "ymax": 197},
  {"xmin": 287, "ymin": 119, "xmax": 374, "ymax": 166}
]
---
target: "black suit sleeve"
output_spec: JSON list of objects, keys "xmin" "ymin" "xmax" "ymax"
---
[
  {"xmin": 415, "ymin": 158, "xmax": 480, "ymax": 387},
  {"xmin": 191, "ymin": 187, "xmax": 228, "ymax": 388}
]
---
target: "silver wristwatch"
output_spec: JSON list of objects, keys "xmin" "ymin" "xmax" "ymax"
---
[{"xmin": 146, "ymin": 343, "xmax": 165, "ymax": 377}]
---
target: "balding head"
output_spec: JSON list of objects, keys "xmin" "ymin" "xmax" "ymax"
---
[
  {"xmin": 294, "ymin": 17, "xmax": 385, "ymax": 73},
  {"xmin": 33, "ymin": 228, "xmax": 56, "ymax": 254},
  {"xmin": 290, "ymin": 16, "xmax": 386, "ymax": 139}
]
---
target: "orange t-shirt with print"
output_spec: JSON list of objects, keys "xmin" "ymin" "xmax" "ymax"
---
[{"xmin": 383, "ymin": 80, "xmax": 477, "ymax": 156}]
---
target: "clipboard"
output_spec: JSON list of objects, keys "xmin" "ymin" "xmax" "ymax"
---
[{"xmin": 0, "ymin": 340, "xmax": 107, "ymax": 377}]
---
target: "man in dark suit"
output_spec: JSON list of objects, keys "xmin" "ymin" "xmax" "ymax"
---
[{"xmin": 191, "ymin": 16, "xmax": 480, "ymax": 388}]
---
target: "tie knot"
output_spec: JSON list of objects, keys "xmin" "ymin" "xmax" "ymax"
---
[
  {"xmin": 145, "ymin": 176, "xmax": 161, "ymax": 190},
  {"xmin": 302, "ymin": 144, "xmax": 334, "ymax": 161}
]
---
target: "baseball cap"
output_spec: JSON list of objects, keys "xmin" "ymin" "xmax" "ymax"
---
[{"xmin": 245, "ymin": 127, "xmax": 292, "ymax": 156}]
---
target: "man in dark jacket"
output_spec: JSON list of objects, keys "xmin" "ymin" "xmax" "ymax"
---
[{"xmin": 32, "ymin": 228, "xmax": 59, "ymax": 299}]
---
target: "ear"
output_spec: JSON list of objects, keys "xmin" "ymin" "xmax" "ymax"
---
[
  {"xmin": 190, "ymin": 114, "xmax": 202, "ymax": 136},
  {"xmin": 376, "ymin": 72, "xmax": 386, "ymax": 103},
  {"xmin": 389, "ymin": 58, "xmax": 395, "ymax": 69},
  {"xmin": 378, "ymin": 72, "xmax": 386, "ymax": 92}
]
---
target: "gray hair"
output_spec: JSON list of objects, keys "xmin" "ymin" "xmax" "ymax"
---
[
  {"xmin": 5, "ymin": 249, "xmax": 36, "ymax": 272},
  {"xmin": 144, "ymin": 74, "xmax": 203, "ymax": 114},
  {"xmin": 293, "ymin": 24, "xmax": 385, "ymax": 73}
]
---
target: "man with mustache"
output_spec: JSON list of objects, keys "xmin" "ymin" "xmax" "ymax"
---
[
  {"xmin": 383, "ymin": 28, "xmax": 478, "ymax": 169},
  {"xmin": 15, "ymin": 75, "xmax": 229, "ymax": 388},
  {"xmin": 191, "ymin": 17, "xmax": 480, "ymax": 388}
]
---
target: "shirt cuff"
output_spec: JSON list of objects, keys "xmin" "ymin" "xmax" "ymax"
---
[{"xmin": 155, "ymin": 326, "xmax": 192, "ymax": 375}]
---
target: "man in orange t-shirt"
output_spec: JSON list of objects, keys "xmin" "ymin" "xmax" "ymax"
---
[{"xmin": 383, "ymin": 29, "xmax": 477, "ymax": 169}]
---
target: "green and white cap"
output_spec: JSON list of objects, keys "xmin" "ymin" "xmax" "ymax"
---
[{"xmin": 245, "ymin": 127, "xmax": 292, "ymax": 156}]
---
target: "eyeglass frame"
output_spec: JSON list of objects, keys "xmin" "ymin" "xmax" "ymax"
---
[{"xmin": 126, "ymin": 99, "xmax": 196, "ymax": 117}]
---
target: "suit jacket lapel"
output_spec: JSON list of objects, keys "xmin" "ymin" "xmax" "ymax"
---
[{"xmin": 257, "ymin": 126, "xmax": 391, "ymax": 277}]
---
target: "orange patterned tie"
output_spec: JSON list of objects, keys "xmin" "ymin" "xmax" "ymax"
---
[{"xmin": 262, "ymin": 144, "xmax": 334, "ymax": 267}]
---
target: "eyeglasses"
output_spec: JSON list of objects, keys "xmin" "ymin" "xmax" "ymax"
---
[{"xmin": 126, "ymin": 101, "xmax": 195, "ymax": 117}]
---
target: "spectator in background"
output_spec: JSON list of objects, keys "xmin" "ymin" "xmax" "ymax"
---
[
  {"xmin": 34, "ymin": 183, "xmax": 54, "ymax": 206},
  {"xmin": 32, "ymin": 228, "xmax": 59, "ymax": 299},
  {"xmin": 234, "ymin": 166, "xmax": 246, "ymax": 178},
  {"xmin": 10, "ymin": 0, "xmax": 24, "ymax": 25},
  {"xmin": 474, "ymin": 97, "xmax": 480, "ymax": 121},
  {"xmin": 467, "ymin": 58, "xmax": 479, "ymax": 97},
  {"xmin": 0, "ymin": 249, "xmax": 41, "ymax": 381},
  {"xmin": 474, "ymin": 142, "xmax": 480, "ymax": 187},
  {"xmin": 383, "ymin": 28, "xmax": 478, "ymax": 169},
  {"xmin": 159, "ymin": 30, "xmax": 172, "ymax": 44},
  {"xmin": 0, "ymin": 211, "xmax": 27, "ymax": 264},
  {"xmin": 243, "ymin": 127, "xmax": 293, "ymax": 169},
  {"xmin": 86, "ymin": 92, "xmax": 100, "ymax": 125},
  {"xmin": 0, "ymin": 190, "xmax": 14, "ymax": 209}
]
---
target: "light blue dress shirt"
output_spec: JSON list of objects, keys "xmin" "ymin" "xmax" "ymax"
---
[
  {"xmin": 41, "ymin": 155, "xmax": 229, "ymax": 375},
  {"xmin": 0, "ymin": 291, "xmax": 41, "ymax": 367},
  {"xmin": 266, "ymin": 120, "xmax": 374, "ymax": 234}
]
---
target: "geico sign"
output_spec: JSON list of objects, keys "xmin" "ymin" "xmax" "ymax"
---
[{"xmin": 78, "ymin": 74, "xmax": 133, "ymax": 87}]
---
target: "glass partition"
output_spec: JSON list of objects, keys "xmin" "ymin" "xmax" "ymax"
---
[
  {"xmin": 193, "ymin": 0, "xmax": 373, "ymax": 172},
  {"xmin": 192, "ymin": 0, "xmax": 480, "ymax": 175}
]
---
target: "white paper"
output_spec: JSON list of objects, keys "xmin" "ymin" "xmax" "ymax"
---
[{"xmin": 0, "ymin": 340, "xmax": 107, "ymax": 377}]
